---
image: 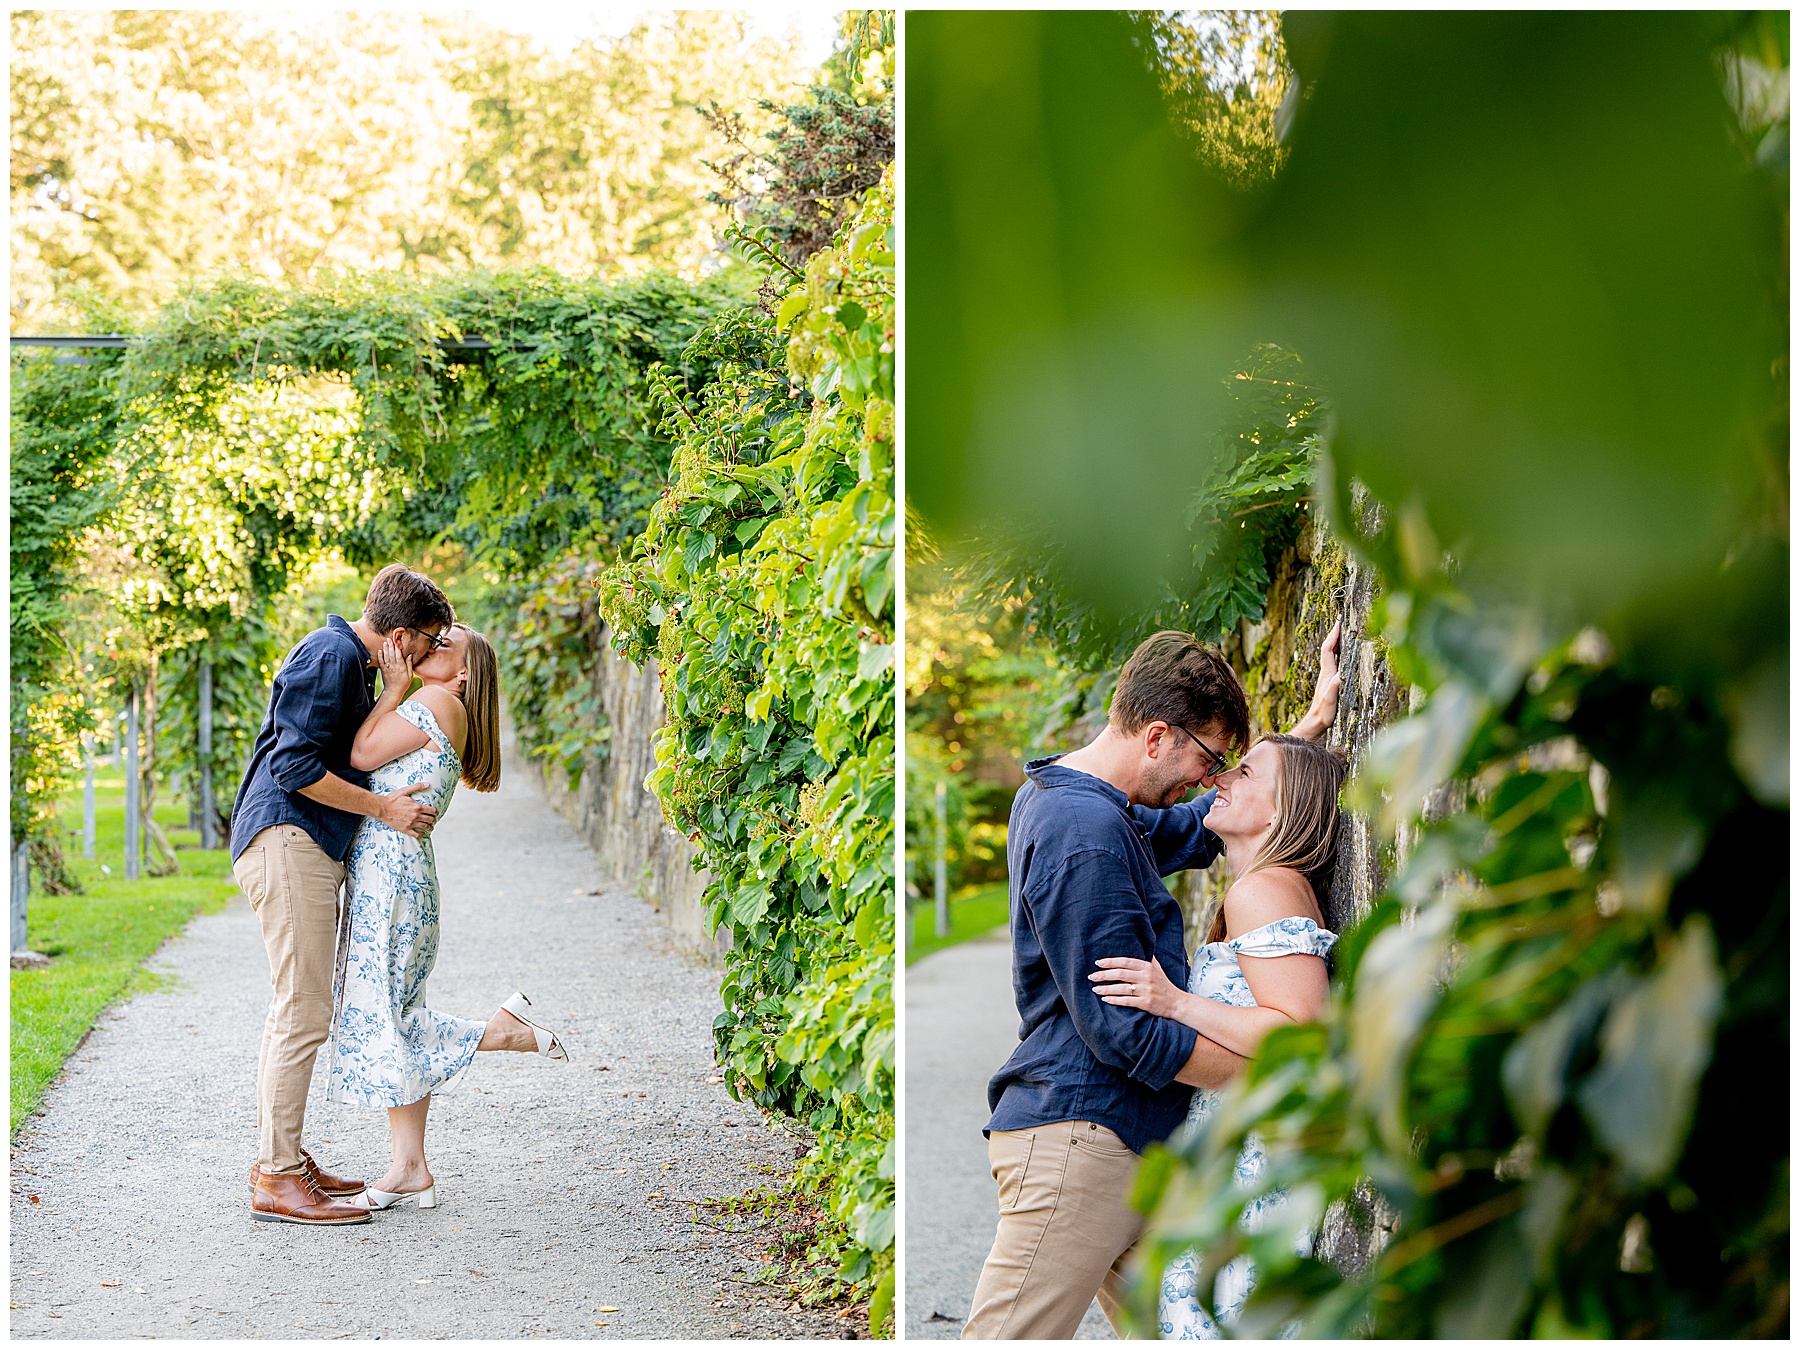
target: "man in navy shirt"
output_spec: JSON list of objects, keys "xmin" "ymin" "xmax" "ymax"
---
[
  {"xmin": 231, "ymin": 564, "xmax": 453, "ymax": 1225},
  {"xmin": 964, "ymin": 625, "xmax": 1340, "ymax": 1339}
]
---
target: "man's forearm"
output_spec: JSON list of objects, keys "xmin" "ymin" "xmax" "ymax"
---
[
  {"xmin": 1173, "ymin": 1030, "xmax": 1247, "ymax": 1088},
  {"xmin": 296, "ymin": 771, "xmax": 385, "ymax": 819}
]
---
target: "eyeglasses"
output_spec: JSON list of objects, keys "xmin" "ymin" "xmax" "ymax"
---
[
  {"xmin": 421, "ymin": 628, "xmax": 453, "ymax": 652},
  {"xmin": 1169, "ymin": 723, "xmax": 1231, "ymax": 779}
]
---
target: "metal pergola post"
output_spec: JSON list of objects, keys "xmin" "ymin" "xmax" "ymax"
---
[
  {"xmin": 11, "ymin": 836, "xmax": 28, "ymax": 955},
  {"xmin": 124, "ymin": 685, "xmax": 141, "ymax": 881},
  {"xmin": 199, "ymin": 656, "xmax": 216, "ymax": 850},
  {"xmin": 934, "ymin": 780, "xmax": 950, "ymax": 939},
  {"xmin": 83, "ymin": 737, "xmax": 97, "ymax": 859}
]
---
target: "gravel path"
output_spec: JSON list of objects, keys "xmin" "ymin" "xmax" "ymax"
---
[
  {"xmin": 904, "ymin": 932, "xmax": 1111, "ymax": 1340},
  {"xmin": 9, "ymin": 739, "xmax": 855, "ymax": 1340}
]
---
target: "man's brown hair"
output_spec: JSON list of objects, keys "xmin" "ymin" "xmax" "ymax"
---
[
  {"xmin": 363, "ymin": 563, "xmax": 454, "ymax": 636},
  {"xmin": 1109, "ymin": 630, "xmax": 1251, "ymax": 750}
]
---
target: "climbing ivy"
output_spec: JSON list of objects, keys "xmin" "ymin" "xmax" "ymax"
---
[
  {"xmin": 494, "ymin": 557, "xmax": 613, "ymax": 786},
  {"xmin": 121, "ymin": 266, "xmax": 742, "ymax": 576},
  {"xmin": 598, "ymin": 173, "xmax": 895, "ymax": 1323}
]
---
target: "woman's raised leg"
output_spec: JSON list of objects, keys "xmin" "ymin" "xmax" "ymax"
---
[{"xmin": 477, "ymin": 1004, "xmax": 536, "ymax": 1052}]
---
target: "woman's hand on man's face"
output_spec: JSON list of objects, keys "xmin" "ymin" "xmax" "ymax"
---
[
  {"xmin": 378, "ymin": 636, "xmax": 414, "ymax": 693},
  {"xmin": 1089, "ymin": 955, "xmax": 1183, "ymax": 1019}
]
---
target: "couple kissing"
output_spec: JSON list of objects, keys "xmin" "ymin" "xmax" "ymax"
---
[
  {"xmin": 232, "ymin": 564, "xmax": 569, "ymax": 1226},
  {"xmin": 966, "ymin": 622, "xmax": 1347, "ymax": 1339}
]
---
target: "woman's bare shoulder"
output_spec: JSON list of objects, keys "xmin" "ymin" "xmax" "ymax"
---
[
  {"xmin": 410, "ymin": 685, "xmax": 467, "ymax": 731},
  {"xmin": 1224, "ymin": 866, "xmax": 1322, "ymax": 930}
]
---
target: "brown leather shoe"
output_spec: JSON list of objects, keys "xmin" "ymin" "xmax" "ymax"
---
[
  {"xmin": 298, "ymin": 1149, "xmax": 365, "ymax": 1196},
  {"xmin": 249, "ymin": 1149, "xmax": 365, "ymax": 1198},
  {"xmin": 250, "ymin": 1168, "xmax": 370, "ymax": 1225}
]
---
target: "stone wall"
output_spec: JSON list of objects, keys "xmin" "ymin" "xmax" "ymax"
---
[
  {"xmin": 1172, "ymin": 512, "xmax": 1408, "ymax": 945},
  {"xmin": 523, "ymin": 625, "xmax": 727, "ymax": 963}
]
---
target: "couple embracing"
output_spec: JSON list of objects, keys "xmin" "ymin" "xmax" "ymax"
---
[
  {"xmin": 965, "ymin": 623, "xmax": 1348, "ymax": 1339},
  {"xmin": 231, "ymin": 564, "xmax": 569, "ymax": 1226}
]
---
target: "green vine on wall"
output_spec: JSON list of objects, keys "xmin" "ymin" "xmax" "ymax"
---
[
  {"xmin": 598, "ymin": 172, "xmax": 895, "ymax": 1327},
  {"xmin": 496, "ymin": 557, "xmax": 614, "ymax": 786}
]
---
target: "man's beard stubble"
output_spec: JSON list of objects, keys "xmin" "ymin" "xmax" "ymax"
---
[{"xmin": 1139, "ymin": 764, "xmax": 1194, "ymax": 811}]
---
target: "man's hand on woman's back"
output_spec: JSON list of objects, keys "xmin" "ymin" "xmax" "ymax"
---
[
  {"xmin": 296, "ymin": 772, "xmax": 437, "ymax": 839},
  {"xmin": 376, "ymin": 782, "xmax": 437, "ymax": 838}
]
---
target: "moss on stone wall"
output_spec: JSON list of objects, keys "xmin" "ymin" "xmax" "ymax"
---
[{"xmin": 1172, "ymin": 512, "xmax": 1407, "ymax": 947}]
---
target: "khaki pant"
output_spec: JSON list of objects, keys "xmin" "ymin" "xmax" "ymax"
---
[
  {"xmin": 233, "ymin": 824, "xmax": 346, "ymax": 1175},
  {"xmin": 963, "ymin": 1119, "xmax": 1148, "ymax": 1339}
]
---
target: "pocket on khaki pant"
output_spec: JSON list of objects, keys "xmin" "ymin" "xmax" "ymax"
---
[
  {"xmin": 232, "ymin": 840, "xmax": 270, "ymax": 912},
  {"xmin": 993, "ymin": 1131, "xmax": 1039, "ymax": 1213},
  {"xmin": 279, "ymin": 825, "xmax": 346, "ymax": 895}
]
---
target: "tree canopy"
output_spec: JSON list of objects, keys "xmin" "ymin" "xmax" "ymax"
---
[{"xmin": 10, "ymin": 10, "xmax": 811, "ymax": 328}]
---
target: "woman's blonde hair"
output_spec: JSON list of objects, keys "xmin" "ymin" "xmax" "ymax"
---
[
  {"xmin": 1205, "ymin": 732, "xmax": 1346, "ymax": 945},
  {"xmin": 456, "ymin": 623, "xmax": 501, "ymax": 793}
]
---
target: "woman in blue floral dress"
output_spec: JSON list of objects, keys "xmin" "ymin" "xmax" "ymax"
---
[
  {"xmin": 327, "ymin": 623, "xmax": 567, "ymax": 1210},
  {"xmin": 1090, "ymin": 733, "xmax": 1346, "ymax": 1338}
]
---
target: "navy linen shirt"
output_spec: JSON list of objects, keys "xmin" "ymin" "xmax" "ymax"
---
[
  {"xmin": 229, "ymin": 615, "xmax": 377, "ymax": 864},
  {"xmin": 986, "ymin": 756, "xmax": 1224, "ymax": 1155}
]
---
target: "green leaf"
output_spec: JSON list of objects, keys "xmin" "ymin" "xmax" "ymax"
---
[
  {"xmin": 730, "ymin": 882, "xmax": 772, "ymax": 929},
  {"xmin": 868, "ymin": 1270, "xmax": 895, "ymax": 1338},
  {"xmin": 1724, "ymin": 649, "xmax": 1787, "ymax": 806},
  {"xmin": 859, "ymin": 547, "xmax": 893, "ymax": 617},
  {"xmin": 853, "ymin": 898, "xmax": 880, "ymax": 950},
  {"xmin": 1351, "ymin": 680, "xmax": 1489, "ymax": 837},
  {"xmin": 857, "ymin": 1202, "xmax": 894, "ymax": 1253},
  {"xmin": 1433, "ymin": 1214, "xmax": 1533, "ymax": 1338},
  {"xmin": 775, "ymin": 288, "xmax": 810, "ymax": 332},
  {"xmin": 1347, "ymin": 895, "xmax": 1457, "ymax": 1153},
  {"xmin": 856, "ymin": 642, "xmax": 894, "ymax": 683},
  {"xmin": 1606, "ymin": 780, "xmax": 1707, "ymax": 919},
  {"xmin": 1502, "ymin": 971, "xmax": 1627, "ymax": 1139},
  {"xmin": 1576, "ymin": 914, "xmax": 1723, "ymax": 1184}
]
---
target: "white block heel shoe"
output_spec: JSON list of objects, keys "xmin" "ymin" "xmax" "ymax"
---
[
  {"xmin": 351, "ymin": 1183, "xmax": 436, "ymax": 1211},
  {"xmin": 501, "ymin": 991, "xmax": 570, "ymax": 1061}
]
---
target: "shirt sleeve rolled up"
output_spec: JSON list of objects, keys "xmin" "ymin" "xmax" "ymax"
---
[
  {"xmin": 265, "ymin": 652, "xmax": 355, "ymax": 794},
  {"xmin": 1021, "ymin": 847, "xmax": 1198, "ymax": 1090}
]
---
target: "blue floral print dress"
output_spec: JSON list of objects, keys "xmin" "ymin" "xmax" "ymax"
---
[
  {"xmin": 326, "ymin": 700, "xmax": 485, "ymax": 1109},
  {"xmin": 1158, "ymin": 916, "xmax": 1338, "ymax": 1339}
]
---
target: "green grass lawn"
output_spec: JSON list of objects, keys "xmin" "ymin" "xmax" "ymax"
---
[
  {"xmin": 905, "ymin": 881, "xmax": 1012, "ymax": 965},
  {"xmin": 11, "ymin": 766, "xmax": 239, "ymax": 1136}
]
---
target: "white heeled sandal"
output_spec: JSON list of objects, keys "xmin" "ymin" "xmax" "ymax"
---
[
  {"xmin": 350, "ymin": 1182, "xmax": 436, "ymax": 1210},
  {"xmin": 501, "ymin": 992, "xmax": 570, "ymax": 1061}
]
